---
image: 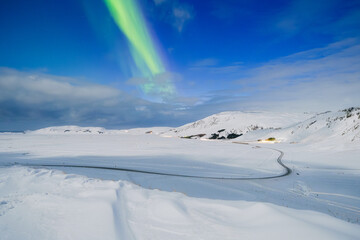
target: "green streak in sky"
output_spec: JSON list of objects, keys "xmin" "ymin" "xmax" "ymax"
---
[{"xmin": 104, "ymin": 0, "xmax": 175, "ymax": 97}]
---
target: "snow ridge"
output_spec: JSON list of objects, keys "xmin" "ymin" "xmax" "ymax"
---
[
  {"xmin": 27, "ymin": 126, "xmax": 171, "ymax": 135},
  {"xmin": 28, "ymin": 126, "xmax": 111, "ymax": 134},
  {"xmin": 164, "ymin": 111, "xmax": 309, "ymax": 139},
  {"xmin": 163, "ymin": 108, "xmax": 360, "ymax": 145}
]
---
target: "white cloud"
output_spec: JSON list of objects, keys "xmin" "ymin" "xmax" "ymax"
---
[
  {"xmin": 152, "ymin": 0, "xmax": 194, "ymax": 32},
  {"xmin": 172, "ymin": 6, "xmax": 193, "ymax": 32},
  {"xmin": 238, "ymin": 38, "xmax": 360, "ymax": 88},
  {"xmin": 180, "ymin": 38, "xmax": 360, "ymax": 116},
  {"xmin": 0, "ymin": 68, "xmax": 192, "ymax": 130},
  {"xmin": 0, "ymin": 68, "xmax": 120, "ymax": 106},
  {"xmin": 226, "ymin": 38, "xmax": 360, "ymax": 112},
  {"xmin": 2, "ymin": 38, "xmax": 359, "ymax": 130}
]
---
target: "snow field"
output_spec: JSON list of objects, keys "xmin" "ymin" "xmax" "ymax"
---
[
  {"xmin": 1, "ymin": 108, "xmax": 359, "ymax": 239},
  {"xmin": 0, "ymin": 133, "xmax": 283, "ymax": 178},
  {"xmin": 1, "ymin": 167, "xmax": 360, "ymax": 240}
]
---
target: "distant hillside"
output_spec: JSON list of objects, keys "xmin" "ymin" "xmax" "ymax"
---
[
  {"xmin": 163, "ymin": 108, "xmax": 360, "ymax": 145},
  {"xmin": 243, "ymin": 107, "xmax": 360, "ymax": 144},
  {"xmin": 28, "ymin": 126, "xmax": 114, "ymax": 134},
  {"xmin": 163, "ymin": 111, "xmax": 310, "ymax": 139},
  {"xmin": 27, "ymin": 125, "xmax": 170, "ymax": 135},
  {"xmin": 26, "ymin": 108, "xmax": 360, "ymax": 146}
]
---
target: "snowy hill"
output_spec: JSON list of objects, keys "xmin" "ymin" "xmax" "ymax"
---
[
  {"xmin": 244, "ymin": 107, "xmax": 360, "ymax": 144},
  {"xmin": 27, "ymin": 125, "xmax": 171, "ymax": 135},
  {"xmin": 163, "ymin": 111, "xmax": 311, "ymax": 139},
  {"xmin": 163, "ymin": 108, "xmax": 360, "ymax": 145},
  {"xmin": 28, "ymin": 126, "xmax": 111, "ymax": 134},
  {"xmin": 27, "ymin": 108, "xmax": 360, "ymax": 145}
]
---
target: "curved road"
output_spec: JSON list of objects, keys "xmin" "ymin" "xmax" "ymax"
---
[{"xmin": 9, "ymin": 143, "xmax": 291, "ymax": 180}]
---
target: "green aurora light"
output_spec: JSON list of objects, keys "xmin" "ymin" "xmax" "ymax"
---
[{"xmin": 104, "ymin": 0, "xmax": 175, "ymax": 97}]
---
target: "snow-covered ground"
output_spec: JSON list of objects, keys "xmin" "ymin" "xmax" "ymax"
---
[
  {"xmin": 0, "ymin": 132, "xmax": 284, "ymax": 178},
  {"xmin": 1, "ymin": 167, "xmax": 359, "ymax": 240},
  {"xmin": 1, "ymin": 108, "xmax": 360, "ymax": 239}
]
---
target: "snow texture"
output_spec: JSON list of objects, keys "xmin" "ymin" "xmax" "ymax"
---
[
  {"xmin": 0, "ymin": 107, "xmax": 360, "ymax": 239},
  {"xmin": 1, "ymin": 167, "xmax": 359, "ymax": 240}
]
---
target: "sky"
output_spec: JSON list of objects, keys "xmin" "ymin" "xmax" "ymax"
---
[{"xmin": 0, "ymin": 0, "xmax": 360, "ymax": 130}]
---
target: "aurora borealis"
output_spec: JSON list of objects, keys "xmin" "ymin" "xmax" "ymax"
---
[
  {"xmin": 1, "ymin": 0, "xmax": 360, "ymax": 130},
  {"xmin": 104, "ymin": 0, "xmax": 175, "ymax": 98}
]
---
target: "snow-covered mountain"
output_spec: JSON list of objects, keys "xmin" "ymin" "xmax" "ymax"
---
[
  {"xmin": 27, "ymin": 125, "xmax": 171, "ymax": 135},
  {"xmin": 28, "ymin": 126, "xmax": 114, "ymax": 134},
  {"xmin": 245, "ymin": 107, "xmax": 360, "ymax": 144},
  {"xmin": 27, "ymin": 108, "xmax": 360, "ymax": 145},
  {"xmin": 163, "ymin": 108, "xmax": 360, "ymax": 144},
  {"xmin": 163, "ymin": 111, "xmax": 310, "ymax": 139}
]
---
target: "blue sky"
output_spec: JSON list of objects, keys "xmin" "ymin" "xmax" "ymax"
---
[{"xmin": 1, "ymin": 0, "xmax": 360, "ymax": 130}]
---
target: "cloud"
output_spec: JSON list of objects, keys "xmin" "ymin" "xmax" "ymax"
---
[
  {"xmin": 152, "ymin": 0, "xmax": 194, "ymax": 32},
  {"xmin": 0, "ymin": 68, "xmax": 120, "ymax": 105},
  {"xmin": 200, "ymin": 38, "xmax": 360, "ymax": 113},
  {"xmin": 172, "ymin": 5, "xmax": 193, "ymax": 32},
  {"xmin": 127, "ymin": 71, "xmax": 180, "ymax": 100},
  {"xmin": 170, "ymin": 38, "xmax": 360, "ymax": 119},
  {"xmin": 237, "ymin": 38, "xmax": 360, "ymax": 88},
  {"xmin": 126, "ymin": 71, "xmax": 200, "ymax": 106},
  {"xmin": 0, "ymin": 68, "xmax": 191, "ymax": 130},
  {"xmin": 2, "ymin": 38, "xmax": 360, "ymax": 131}
]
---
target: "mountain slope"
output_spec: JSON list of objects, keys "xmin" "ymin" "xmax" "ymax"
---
[
  {"xmin": 245, "ymin": 107, "xmax": 360, "ymax": 144},
  {"xmin": 163, "ymin": 108, "xmax": 360, "ymax": 145},
  {"xmin": 27, "ymin": 125, "xmax": 170, "ymax": 135},
  {"xmin": 163, "ymin": 111, "xmax": 311, "ymax": 139}
]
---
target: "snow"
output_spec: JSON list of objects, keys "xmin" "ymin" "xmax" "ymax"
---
[
  {"xmin": 166, "ymin": 108, "xmax": 360, "ymax": 147},
  {"xmin": 240, "ymin": 108, "xmax": 360, "ymax": 146},
  {"xmin": 1, "ymin": 167, "xmax": 359, "ymax": 240},
  {"xmin": 0, "ymin": 132, "xmax": 283, "ymax": 178},
  {"xmin": 164, "ymin": 111, "xmax": 311, "ymax": 139},
  {"xmin": 1, "ymin": 108, "xmax": 360, "ymax": 239},
  {"xmin": 28, "ymin": 125, "xmax": 171, "ymax": 135}
]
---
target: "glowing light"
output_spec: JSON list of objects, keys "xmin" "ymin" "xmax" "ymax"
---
[{"xmin": 104, "ymin": 0, "xmax": 175, "ymax": 97}]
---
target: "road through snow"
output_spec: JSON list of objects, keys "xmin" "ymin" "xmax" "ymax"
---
[
  {"xmin": 0, "ymin": 133, "xmax": 359, "ymax": 224},
  {"xmin": 7, "ymin": 143, "xmax": 291, "ymax": 180}
]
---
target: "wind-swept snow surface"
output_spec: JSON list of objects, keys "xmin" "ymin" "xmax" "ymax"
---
[{"xmin": 1, "ymin": 167, "xmax": 359, "ymax": 240}]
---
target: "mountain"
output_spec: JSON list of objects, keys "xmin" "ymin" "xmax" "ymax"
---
[
  {"xmin": 163, "ymin": 111, "xmax": 310, "ymax": 139},
  {"xmin": 28, "ymin": 126, "xmax": 109, "ymax": 134},
  {"xmin": 245, "ymin": 107, "xmax": 360, "ymax": 144},
  {"xmin": 27, "ymin": 108, "xmax": 360, "ymax": 145},
  {"xmin": 163, "ymin": 108, "xmax": 360, "ymax": 145},
  {"xmin": 27, "ymin": 125, "xmax": 170, "ymax": 135}
]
